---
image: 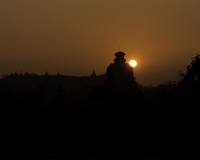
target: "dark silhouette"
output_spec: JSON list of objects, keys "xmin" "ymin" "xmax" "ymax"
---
[
  {"xmin": 1, "ymin": 53, "xmax": 200, "ymax": 160},
  {"xmin": 179, "ymin": 54, "xmax": 200, "ymax": 103},
  {"xmin": 53, "ymin": 85, "xmax": 67, "ymax": 107},
  {"xmin": 105, "ymin": 51, "xmax": 140, "ymax": 98},
  {"xmin": 90, "ymin": 69, "xmax": 97, "ymax": 77}
]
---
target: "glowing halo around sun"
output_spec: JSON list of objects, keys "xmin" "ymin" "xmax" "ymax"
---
[{"xmin": 129, "ymin": 60, "xmax": 137, "ymax": 67}]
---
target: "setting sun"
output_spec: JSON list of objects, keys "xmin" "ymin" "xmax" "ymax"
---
[{"xmin": 129, "ymin": 60, "xmax": 137, "ymax": 67}]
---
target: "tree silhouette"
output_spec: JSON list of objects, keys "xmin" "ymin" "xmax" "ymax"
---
[
  {"xmin": 179, "ymin": 54, "xmax": 200, "ymax": 92},
  {"xmin": 177, "ymin": 53, "xmax": 200, "ymax": 116}
]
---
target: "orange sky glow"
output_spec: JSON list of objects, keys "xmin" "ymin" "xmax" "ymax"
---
[{"xmin": 0, "ymin": 0, "xmax": 200, "ymax": 86}]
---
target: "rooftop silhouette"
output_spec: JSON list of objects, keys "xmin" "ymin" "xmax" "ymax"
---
[{"xmin": 104, "ymin": 51, "xmax": 140, "ymax": 97}]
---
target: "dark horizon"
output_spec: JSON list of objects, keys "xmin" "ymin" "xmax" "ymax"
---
[{"xmin": 0, "ymin": 51, "xmax": 197, "ymax": 87}]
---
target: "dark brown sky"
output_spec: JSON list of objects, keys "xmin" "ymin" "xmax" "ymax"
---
[{"xmin": 0, "ymin": 0, "xmax": 200, "ymax": 86}]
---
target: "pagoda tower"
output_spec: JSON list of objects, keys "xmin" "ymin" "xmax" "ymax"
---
[{"xmin": 104, "ymin": 51, "xmax": 139, "ymax": 97}]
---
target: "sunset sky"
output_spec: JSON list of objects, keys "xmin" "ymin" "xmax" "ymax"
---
[{"xmin": 0, "ymin": 0, "xmax": 199, "ymax": 86}]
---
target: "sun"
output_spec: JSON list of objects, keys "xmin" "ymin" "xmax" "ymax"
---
[{"xmin": 129, "ymin": 60, "xmax": 137, "ymax": 67}]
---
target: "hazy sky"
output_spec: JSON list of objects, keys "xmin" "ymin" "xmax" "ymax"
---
[{"xmin": 0, "ymin": 0, "xmax": 200, "ymax": 86}]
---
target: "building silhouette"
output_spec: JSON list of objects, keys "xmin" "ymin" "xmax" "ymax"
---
[
  {"xmin": 104, "ymin": 51, "xmax": 140, "ymax": 98},
  {"xmin": 45, "ymin": 70, "xmax": 48, "ymax": 76},
  {"xmin": 90, "ymin": 69, "xmax": 97, "ymax": 77},
  {"xmin": 56, "ymin": 70, "xmax": 60, "ymax": 76}
]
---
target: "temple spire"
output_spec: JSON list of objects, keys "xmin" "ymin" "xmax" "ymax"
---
[
  {"xmin": 91, "ymin": 69, "xmax": 97, "ymax": 77},
  {"xmin": 57, "ymin": 70, "xmax": 60, "ymax": 76},
  {"xmin": 45, "ymin": 70, "xmax": 48, "ymax": 76}
]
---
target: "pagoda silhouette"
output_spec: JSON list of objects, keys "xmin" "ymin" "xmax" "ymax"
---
[{"xmin": 104, "ymin": 51, "xmax": 140, "ymax": 98}]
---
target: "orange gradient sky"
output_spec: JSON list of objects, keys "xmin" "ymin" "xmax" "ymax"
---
[{"xmin": 0, "ymin": 0, "xmax": 200, "ymax": 86}]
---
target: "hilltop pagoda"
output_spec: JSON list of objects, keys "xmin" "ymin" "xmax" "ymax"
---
[{"xmin": 104, "ymin": 51, "xmax": 140, "ymax": 97}]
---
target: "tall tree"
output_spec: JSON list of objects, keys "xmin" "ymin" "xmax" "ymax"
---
[
  {"xmin": 179, "ymin": 54, "xmax": 200, "ymax": 90},
  {"xmin": 178, "ymin": 54, "xmax": 200, "ymax": 109}
]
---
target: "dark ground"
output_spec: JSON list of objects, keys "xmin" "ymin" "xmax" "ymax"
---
[{"xmin": 7, "ymin": 103, "xmax": 199, "ymax": 160}]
